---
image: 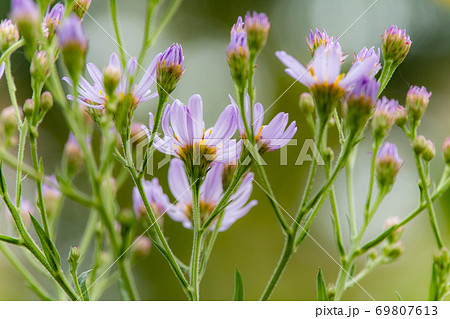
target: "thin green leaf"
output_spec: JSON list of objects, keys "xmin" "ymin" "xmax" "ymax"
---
[
  {"xmin": 233, "ymin": 269, "xmax": 244, "ymax": 301},
  {"xmin": 428, "ymin": 263, "xmax": 439, "ymax": 301},
  {"xmin": 78, "ymin": 270, "xmax": 92, "ymax": 301},
  {"xmin": 29, "ymin": 213, "xmax": 60, "ymax": 271},
  {"xmin": 316, "ymin": 268, "xmax": 329, "ymax": 301},
  {"xmin": 395, "ymin": 291, "xmax": 403, "ymax": 301}
]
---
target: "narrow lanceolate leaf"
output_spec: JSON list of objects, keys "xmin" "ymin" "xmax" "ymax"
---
[
  {"xmin": 29, "ymin": 213, "xmax": 61, "ymax": 271},
  {"xmin": 316, "ymin": 268, "xmax": 329, "ymax": 301},
  {"xmin": 78, "ymin": 270, "xmax": 92, "ymax": 301},
  {"xmin": 233, "ymin": 269, "xmax": 244, "ymax": 301},
  {"xmin": 428, "ymin": 263, "xmax": 439, "ymax": 301}
]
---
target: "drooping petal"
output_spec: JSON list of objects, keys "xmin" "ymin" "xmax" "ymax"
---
[
  {"xmin": 275, "ymin": 51, "xmax": 315, "ymax": 87},
  {"xmin": 168, "ymin": 158, "xmax": 192, "ymax": 205}
]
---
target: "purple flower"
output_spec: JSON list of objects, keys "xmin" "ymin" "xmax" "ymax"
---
[
  {"xmin": 156, "ymin": 43, "xmax": 185, "ymax": 94},
  {"xmin": 354, "ymin": 46, "xmax": 381, "ymax": 77},
  {"xmin": 167, "ymin": 158, "xmax": 257, "ymax": 231},
  {"xmin": 0, "ymin": 62, "xmax": 5, "ymax": 80},
  {"xmin": 227, "ymin": 16, "xmax": 247, "ymax": 55},
  {"xmin": 245, "ymin": 11, "xmax": 270, "ymax": 54},
  {"xmin": 0, "ymin": 19, "xmax": 20, "ymax": 51},
  {"xmin": 132, "ymin": 178, "xmax": 171, "ymax": 220},
  {"xmin": 153, "ymin": 94, "xmax": 240, "ymax": 167},
  {"xmin": 306, "ymin": 28, "xmax": 341, "ymax": 56},
  {"xmin": 227, "ymin": 16, "xmax": 249, "ymax": 87},
  {"xmin": 10, "ymin": 0, "xmax": 39, "ymax": 25},
  {"xmin": 73, "ymin": 0, "xmax": 92, "ymax": 19},
  {"xmin": 230, "ymin": 94, "xmax": 297, "ymax": 152},
  {"xmin": 43, "ymin": 3, "xmax": 65, "ymax": 39},
  {"xmin": 376, "ymin": 142, "xmax": 403, "ymax": 189},
  {"xmin": 382, "ymin": 25, "xmax": 411, "ymax": 65},
  {"xmin": 64, "ymin": 52, "xmax": 160, "ymax": 110},
  {"xmin": 58, "ymin": 15, "xmax": 88, "ymax": 53},
  {"xmin": 406, "ymin": 85, "xmax": 431, "ymax": 122}
]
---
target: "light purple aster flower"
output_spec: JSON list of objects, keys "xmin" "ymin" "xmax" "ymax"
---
[
  {"xmin": 153, "ymin": 94, "xmax": 240, "ymax": 166},
  {"xmin": 230, "ymin": 94, "xmax": 297, "ymax": 152},
  {"xmin": 382, "ymin": 25, "xmax": 411, "ymax": 65},
  {"xmin": 0, "ymin": 62, "xmax": 5, "ymax": 80},
  {"xmin": 58, "ymin": 15, "xmax": 88, "ymax": 53},
  {"xmin": 227, "ymin": 16, "xmax": 246, "ymax": 54},
  {"xmin": 306, "ymin": 28, "xmax": 342, "ymax": 56},
  {"xmin": 43, "ymin": 3, "xmax": 65, "ymax": 39},
  {"xmin": 156, "ymin": 43, "xmax": 185, "ymax": 94},
  {"xmin": 10, "ymin": 0, "xmax": 39, "ymax": 25},
  {"xmin": 132, "ymin": 178, "xmax": 171, "ymax": 221},
  {"xmin": 376, "ymin": 142, "xmax": 403, "ymax": 189},
  {"xmin": 354, "ymin": 46, "xmax": 381, "ymax": 77},
  {"xmin": 167, "ymin": 158, "xmax": 257, "ymax": 232},
  {"xmin": 63, "ymin": 52, "xmax": 160, "ymax": 110}
]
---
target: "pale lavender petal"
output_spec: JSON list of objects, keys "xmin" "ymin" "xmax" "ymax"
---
[
  {"xmin": 168, "ymin": 158, "xmax": 192, "ymax": 205},
  {"xmin": 275, "ymin": 51, "xmax": 315, "ymax": 87},
  {"xmin": 200, "ymin": 164, "xmax": 223, "ymax": 204},
  {"xmin": 209, "ymin": 104, "xmax": 237, "ymax": 140}
]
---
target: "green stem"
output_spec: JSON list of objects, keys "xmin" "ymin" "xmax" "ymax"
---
[
  {"xmin": 109, "ymin": 0, "xmax": 126, "ymax": 67},
  {"xmin": 248, "ymin": 54, "xmax": 256, "ymax": 140},
  {"xmin": 327, "ymin": 165, "xmax": 346, "ymax": 259},
  {"xmin": 346, "ymin": 148, "xmax": 357, "ymax": 239},
  {"xmin": 0, "ymin": 39, "xmax": 25, "ymax": 65},
  {"xmin": 4, "ymin": 57, "xmax": 23, "ymax": 125},
  {"xmin": 189, "ymin": 180, "xmax": 202, "ymax": 300},
  {"xmin": 0, "ymin": 243, "xmax": 52, "ymax": 300},
  {"xmin": 137, "ymin": 0, "xmax": 159, "ymax": 65},
  {"xmin": 364, "ymin": 142, "xmax": 380, "ymax": 219},
  {"xmin": 377, "ymin": 60, "xmax": 396, "ymax": 97},
  {"xmin": 15, "ymin": 122, "xmax": 28, "ymax": 207}
]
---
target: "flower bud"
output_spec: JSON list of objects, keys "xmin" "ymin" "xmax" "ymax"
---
[
  {"xmin": 383, "ymin": 241, "xmax": 404, "ymax": 260},
  {"xmin": 103, "ymin": 64, "xmax": 121, "ymax": 99},
  {"xmin": 42, "ymin": 175, "xmax": 61, "ymax": 217},
  {"xmin": 406, "ymin": 85, "xmax": 431, "ymax": 126},
  {"xmin": 132, "ymin": 237, "xmax": 152, "ymax": 259},
  {"xmin": 30, "ymin": 51, "xmax": 51, "ymax": 83},
  {"xmin": 412, "ymin": 135, "xmax": 427, "ymax": 155},
  {"xmin": 0, "ymin": 19, "xmax": 19, "ymax": 51},
  {"xmin": 394, "ymin": 105, "xmax": 407, "ymax": 127},
  {"xmin": 384, "ymin": 216, "xmax": 404, "ymax": 244},
  {"xmin": 382, "ymin": 25, "xmax": 411, "ymax": 66},
  {"xmin": 299, "ymin": 92, "xmax": 315, "ymax": 115},
  {"xmin": 245, "ymin": 11, "xmax": 270, "ymax": 56},
  {"xmin": 323, "ymin": 147, "xmax": 334, "ymax": 163},
  {"xmin": 10, "ymin": 0, "xmax": 39, "ymax": 49},
  {"xmin": 43, "ymin": 3, "xmax": 64, "ymax": 41},
  {"xmin": 68, "ymin": 246, "xmax": 80, "ymax": 267},
  {"xmin": 0, "ymin": 105, "xmax": 20, "ymax": 136},
  {"xmin": 307, "ymin": 28, "xmax": 334, "ymax": 57},
  {"xmin": 376, "ymin": 142, "xmax": 403, "ymax": 191},
  {"xmin": 58, "ymin": 15, "xmax": 88, "ymax": 83},
  {"xmin": 345, "ymin": 77, "xmax": 379, "ymax": 133},
  {"xmin": 23, "ymin": 98, "xmax": 34, "ymax": 118},
  {"xmin": 156, "ymin": 43, "xmax": 185, "ymax": 95},
  {"xmin": 367, "ymin": 249, "xmax": 378, "ymax": 262},
  {"xmin": 72, "ymin": 0, "xmax": 92, "ymax": 19},
  {"xmin": 64, "ymin": 133, "xmax": 84, "ymax": 175},
  {"xmin": 372, "ymin": 97, "xmax": 398, "ymax": 143},
  {"xmin": 422, "ymin": 139, "xmax": 435, "ymax": 162},
  {"xmin": 227, "ymin": 17, "xmax": 249, "ymax": 89},
  {"xmin": 443, "ymin": 137, "xmax": 450, "ymax": 166},
  {"xmin": 40, "ymin": 91, "xmax": 53, "ymax": 112}
]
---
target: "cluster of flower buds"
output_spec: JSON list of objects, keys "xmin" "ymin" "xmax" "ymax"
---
[
  {"xmin": 0, "ymin": 19, "xmax": 19, "ymax": 51},
  {"xmin": 42, "ymin": 3, "xmax": 65, "ymax": 41},
  {"xmin": 156, "ymin": 43, "xmax": 185, "ymax": 96},
  {"xmin": 443, "ymin": 138, "xmax": 450, "ymax": 166},
  {"xmin": 372, "ymin": 97, "xmax": 399, "ymax": 144},
  {"xmin": 382, "ymin": 25, "xmax": 411, "ymax": 66},
  {"xmin": 10, "ymin": 0, "xmax": 40, "ymax": 49},
  {"xmin": 64, "ymin": 133, "xmax": 84, "ymax": 176},
  {"xmin": 406, "ymin": 85, "xmax": 431, "ymax": 128},
  {"xmin": 412, "ymin": 135, "xmax": 435, "ymax": 162},
  {"xmin": 381, "ymin": 217, "xmax": 404, "ymax": 261},
  {"xmin": 72, "ymin": 0, "xmax": 92, "ymax": 19},
  {"xmin": 58, "ymin": 15, "xmax": 88, "ymax": 83},
  {"xmin": 376, "ymin": 142, "xmax": 403, "ymax": 192}
]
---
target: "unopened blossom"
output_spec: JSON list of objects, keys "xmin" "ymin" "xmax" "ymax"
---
[
  {"xmin": 406, "ymin": 85, "xmax": 431, "ymax": 125},
  {"xmin": 354, "ymin": 46, "xmax": 381, "ymax": 77},
  {"xmin": 30, "ymin": 51, "xmax": 51, "ymax": 83},
  {"xmin": 443, "ymin": 137, "xmax": 450, "ymax": 165},
  {"xmin": 345, "ymin": 76, "xmax": 379, "ymax": 133},
  {"xmin": 73, "ymin": 0, "xmax": 92, "ymax": 19},
  {"xmin": 64, "ymin": 52, "xmax": 160, "ymax": 110},
  {"xmin": 382, "ymin": 25, "xmax": 411, "ymax": 66},
  {"xmin": 245, "ymin": 11, "xmax": 270, "ymax": 55},
  {"xmin": 306, "ymin": 28, "xmax": 343, "ymax": 57},
  {"xmin": 276, "ymin": 44, "xmax": 377, "ymax": 120},
  {"xmin": 132, "ymin": 178, "xmax": 171, "ymax": 223},
  {"xmin": 132, "ymin": 237, "xmax": 152, "ymax": 259},
  {"xmin": 422, "ymin": 139, "xmax": 435, "ymax": 162},
  {"xmin": 43, "ymin": 3, "xmax": 64, "ymax": 40},
  {"xmin": 0, "ymin": 19, "xmax": 19, "ymax": 51},
  {"xmin": 10, "ymin": 0, "xmax": 39, "ymax": 46},
  {"xmin": 154, "ymin": 94, "xmax": 240, "ymax": 178},
  {"xmin": 372, "ymin": 97, "xmax": 399, "ymax": 142},
  {"xmin": 376, "ymin": 142, "xmax": 403, "ymax": 190},
  {"xmin": 384, "ymin": 216, "xmax": 404, "ymax": 244},
  {"xmin": 230, "ymin": 94, "xmax": 297, "ymax": 153},
  {"xmin": 42, "ymin": 175, "xmax": 62, "ymax": 216},
  {"xmin": 227, "ymin": 16, "xmax": 249, "ymax": 88},
  {"xmin": 412, "ymin": 135, "xmax": 427, "ymax": 155},
  {"xmin": 58, "ymin": 15, "xmax": 88, "ymax": 81},
  {"xmin": 64, "ymin": 133, "xmax": 84, "ymax": 175},
  {"xmin": 167, "ymin": 158, "xmax": 257, "ymax": 231},
  {"xmin": 299, "ymin": 92, "xmax": 315, "ymax": 115},
  {"xmin": 156, "ymin": 43, "xmax": 185, "ymax": 95}
]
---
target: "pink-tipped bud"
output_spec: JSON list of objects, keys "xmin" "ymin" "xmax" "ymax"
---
[
  {"xmin": 0, "ymin": 19, "xmax": 19, "ymax": 51},
  {"xmin": 384, "ymin": 216, "xmax": 404, "ymax": 244},
  {"xmin": 227, "ymin": 17, "xmax": 249, "ymax": 88},
  {"xmin": 422, "ymin": 139, "xmax": 435, "ymax": 162},
  {"xmin": 406, "ymin": 85, "xmax": 431, "ymax": 125},
  {"xmin": 412, "ymin": 135, "xmax": 427, "ymax": 155},
  {"xmin": 72, "ymin": 0, "xmax": 92, "ymax": 19},
  {"xmin": 30, "ymin": 51, "xmax": 51, "ymax": 83},
  {"xmin": 157, "ymin": 43, "xmax": 185, "ymax": 95},
  {"xmin": 299, "ymin": 92, "xmax": 315, "ymax": 115},
  {"xmin": 443, "ymin": 137, "xmax": 450, "ymax": 166},
  {"xmin": 382, "ymin": 25, "xmax": 411, "ymax": 66},
  {"xmin": 10, "ymin": 0, "xmax": 39, "ymax": 48},
  {"xmin": 245, "ymin": 11, "xmax": 270, "ymax": 55},
  {"xmin": 376, "ymin": 142, "xmax": 403, "ymax": 191}
]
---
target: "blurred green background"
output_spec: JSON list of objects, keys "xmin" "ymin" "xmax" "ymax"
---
[{"xmin": 1, "ymin": 0, "xmax": 450, "ymax": 300}]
